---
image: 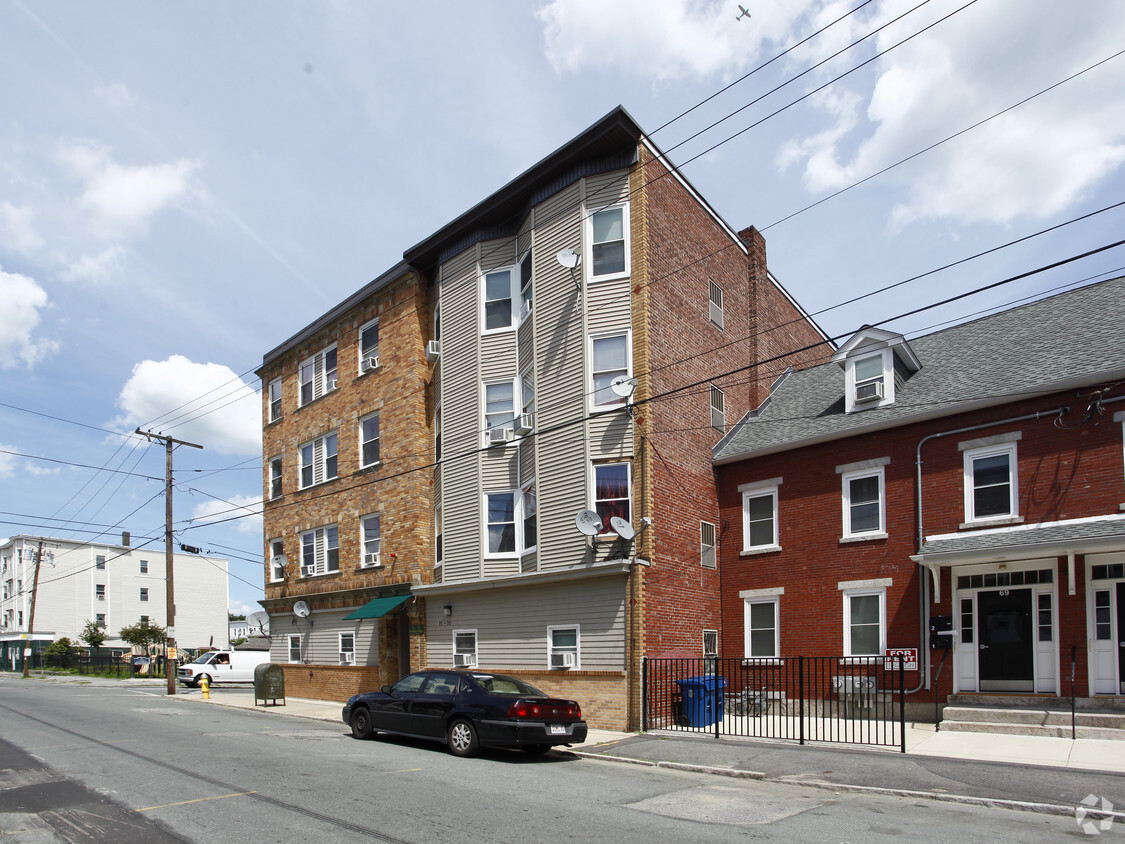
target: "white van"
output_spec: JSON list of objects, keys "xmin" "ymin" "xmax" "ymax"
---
[{"xmin": 178, "ymin": 650, "xmax": 270, "ymax": 687}]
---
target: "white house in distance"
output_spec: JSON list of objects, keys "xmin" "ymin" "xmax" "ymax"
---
[{"xmin": 0, "ymin": 534, "xmax": 229, "ymax": 668}]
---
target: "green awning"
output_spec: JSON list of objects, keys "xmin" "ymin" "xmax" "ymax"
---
[{"xmin": 342, "ymin": 594, "xmax": 410, "ymax": 620}]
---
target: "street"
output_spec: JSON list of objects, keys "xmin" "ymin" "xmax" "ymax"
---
[{"xmin": 0, "ymin": 679, "xmax": 1091, "ymax": 842}]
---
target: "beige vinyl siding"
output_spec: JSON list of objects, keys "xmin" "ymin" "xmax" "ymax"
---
[
  {"xmin": 585, "ymin": 275, "xmax": 631, "ymax": 333},
  {"xmin": 585, "ymin": 172, "xmax": 629, "ymax": 210},
  {"xmin": 535, "ymin": 181, "xmax": 582, "ymax": 230},
  {"xmin": 425, "ymin": 575, "xmax": 626, "ymax": 670},
  {"xmin": 480, "ymin": 446, "xmax": 518, "ymax": 490},
  {"xmin": 270, "ymin": 610, "xmax": 378, "ymax": 665},
  {"xmin": 479, "ymin": 333, "xmax": 517, "ymax": 380},
  {"xmin": 587, "ymin": 414, "xmax": 632, "ymax": 459}
]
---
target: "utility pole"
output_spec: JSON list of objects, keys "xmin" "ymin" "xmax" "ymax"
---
[
  {"xmin": 22, "ymin": 538, "xmax": 48, "ymax": 678},
  {"xmin": 135, "ymin": 429, "xmax": 203, "ymax": 695}
]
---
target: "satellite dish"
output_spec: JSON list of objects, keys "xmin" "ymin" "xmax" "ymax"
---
[
  {"xmin": 609, "ymin": 516, "xmax": 636, "ymax": 540},
  {"xmin": 575, "ymin": 510, "xmax": 603, "ymax": 536},
  {"xmin": 556, "ymin": 248, "xmax": 580, "ymax": 269},
  {"xmin": 610, "ymin": 375, "xmax": 637, "ymax": 398},
  {"xmin": 270, "ymin": 554, "xmax": 287, "ymax": 568},
  {"xmin": 293, "ymin": 601, "xmax": 311, "ymax": 618},
  {"xmin": 246, "ymin": 611, "xmax": 269, "ymax": 633}
]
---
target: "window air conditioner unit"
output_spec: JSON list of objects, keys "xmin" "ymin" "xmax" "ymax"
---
[
  {"xmin": 426, "ymin": 340, "xmax": 441, "ymax": 362},
  {"xmin": 340, "ymin": 652, "xmax": 355, "ymax": 665},
  {"xmin": 854, "ymin": 381, "xmax": 884, "ymax": 403},
  {"xmin": 514, "ymin": 414, "xmax": 533, "ymax": 436},
  {"xmin": 301, "ymin": 565, "xmax": 315, "ymax": 577},
  {"xmin": 488, "ymin": 427, "xmax": 514, "ymax": 445},
  {"xmin": 327, "ymin": 378, "xmax": 338, "ymax": 391},
  {"xmin": 454, "ymin": 653, "xmax": 476, "ymax": 668},
  {"xmin": 550, "ymin": 652, "xmax": 575, "ymax": 669},
  {"xmin": 364, "ymin": 552, "xmax": 381, "ymax": 567},
  {"xmin": 361, "ymin": 356, "xmax": 380, "ymax": 373},
  {"xmin": 520, "ymin": 300, "xmax": 532, "ymax": 320}
]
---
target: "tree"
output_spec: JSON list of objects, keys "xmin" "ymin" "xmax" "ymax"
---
[
  {"xmin": 45, "ymin": 637, "xmax": 76, "ymax": 657},
  {"xmin": 118, "ymin": 618, "xmax": 167, "ymax": 652},
  {"xmin": 80, "ymin": 620, "xmax": 106, "ymax": 654},
  {"xmin": 228, "ymin": 611, "xmax": 246, "ymax": 621}
]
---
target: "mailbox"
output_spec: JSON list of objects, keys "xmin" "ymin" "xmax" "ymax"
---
[
  {"xmin": 254, "ymin": 663, "xmax": 286, "ymax": 707},
  {"xmin": 929, "ymin": 615, "xmax": 954, "ymax": 649}
]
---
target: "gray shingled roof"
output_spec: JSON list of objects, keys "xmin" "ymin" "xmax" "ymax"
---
[
  {"xmin": 918, "ymin": 517, "xmax": 1125, "ymax": 557},
  {"xmin": 715, "ymin": 276, "xmax": 1125, "ymax": 461}
]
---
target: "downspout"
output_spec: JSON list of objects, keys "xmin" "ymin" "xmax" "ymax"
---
[{"xmin": 913, "ymin": 405, "xmax": 1069, "ymax": 694}]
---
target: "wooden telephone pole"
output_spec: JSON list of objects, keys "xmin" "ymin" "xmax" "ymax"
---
[
  {"xmin": 22, "ymin": 538, "xmax": 49, "ymax": 678},
  {"xmin": 135, "ymin": 429, "xmax": 203, "ymax": 695}
]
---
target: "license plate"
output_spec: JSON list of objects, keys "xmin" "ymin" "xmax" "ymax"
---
[{"xmin": 549, "ymin": 724, "xmax": 566, "ymax": 735}]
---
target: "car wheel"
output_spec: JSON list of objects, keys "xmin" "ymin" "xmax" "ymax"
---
[
  {"xmin": 447, "ymin": 719, "xmax": 479, "ymax": 757},
  {"xmin": 350, "ymin": 708, "xmax": 375, "ymax": 740},
  {"xmin": 522, "ymin": 744, "xmax": 551, "ymax": 756}
]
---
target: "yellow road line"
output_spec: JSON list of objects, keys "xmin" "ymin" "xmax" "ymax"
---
[{"xmin": 136, "ymin": 791, "xmax": 257, "ymax": 811}]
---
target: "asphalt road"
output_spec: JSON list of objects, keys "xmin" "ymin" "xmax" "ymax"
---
[{"xmin": 0, "ymin": 678, "xmax": 1103, "ymax": 842}]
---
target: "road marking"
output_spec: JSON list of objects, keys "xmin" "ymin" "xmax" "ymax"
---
[
  {"xmin": 25, "ymin": 739, "xmax": 141, "ymax": 750},
  {"xmin": 136, "ymin": 791, "xmax": 258, "ymax": 811}
]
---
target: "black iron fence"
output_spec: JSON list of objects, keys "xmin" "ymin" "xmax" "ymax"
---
[
  {"xmin": 643, "ymin": 656, "xmax": 907, "ymax": 751},
  {"xmin": 44, "ymin": 653, "xmax": 167, "ymax": 678}
]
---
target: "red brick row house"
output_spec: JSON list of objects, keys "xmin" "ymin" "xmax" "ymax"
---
[{"xmin": 714, "ymin": 276, "xmax": 1125, "ymax": 712}]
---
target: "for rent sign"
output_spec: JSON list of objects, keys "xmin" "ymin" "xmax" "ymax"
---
[{"xmin": 885, "ymin": 648, "xmax": 918, "ymax": 671}]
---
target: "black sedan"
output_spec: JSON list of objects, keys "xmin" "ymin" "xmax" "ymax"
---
[{"xmin": 342, "ymin": 670, "xmax": 587, "ymax": 757}]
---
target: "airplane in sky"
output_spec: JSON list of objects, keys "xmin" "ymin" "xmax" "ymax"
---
[{"xmin": 736, "ymin": 4, "xmax": 751, "ymax": 21}]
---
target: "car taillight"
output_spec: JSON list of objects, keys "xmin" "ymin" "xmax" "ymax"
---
[{"xmin": 507, "ymin": 700, "xmax": 581, "ymax": 720}]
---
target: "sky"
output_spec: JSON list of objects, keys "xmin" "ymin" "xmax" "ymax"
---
[{"xmin": 2, "ymin": 0, "xmax": 1123, "ymax": 617}]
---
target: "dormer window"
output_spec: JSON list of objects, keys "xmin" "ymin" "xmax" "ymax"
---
[
  {"xmin": 833, "ymin": 327, "xmax": 920, "ymax": 414},
  {"xmin": 853, "ymin": 354, "xmax": 885, "ymax": 404}
]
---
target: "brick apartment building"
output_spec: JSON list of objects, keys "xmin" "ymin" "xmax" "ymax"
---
[
  {"xmin": 258, "ymin": 106, "xmax": 827, "ymax": 727},
  {"xmin": 713, "ymin": 276, "xmax": 1125, "ymax": 714}
]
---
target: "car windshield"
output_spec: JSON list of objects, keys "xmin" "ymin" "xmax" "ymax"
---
[
  {"xmin": 197, "ymin": 652, "xmax": 219, "ymax": 664},
  {"xmin": 471, "ymin": 673, "xmax": 545, "ymax": 696}
]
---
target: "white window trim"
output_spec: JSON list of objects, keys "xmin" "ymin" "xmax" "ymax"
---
[
  {"xmin": 268, "ymin": 378, "xmax": 282, "ymax": 423},
  {"xmin": 269, "ymin": 455, "xmax": 283, "ymax": 500},
  {"xmin": 361, "ymin": 513, "xmax": 381, "ymax": 568},
  {"xmin": 962, "ymin": 441, "xmax": 1019, "ymax": 525},
  {"xmin": 700, "ymin": 520, "xmax": 717, "ymax": 569},
  {"xmin": 269, "ymin": 539, "xmax": 285, "ymax": 582},
  {"xmin": 586, "ymin": 203, "xmax": 630, "ymax": 282},
  {"xmin": 359, "ymin": 412, "xmax": 381, "ymax": 469},
  {"xmin": 843, "ymin": 348, "xmax": 893, "ymax": 413},
  {"xmin": 299, "ymin": 432, "xmax": 338, "ymax": 490},
  {"xmin": 435, "ymin": 503, "xmax": 443, "ymax": 571},
  {"xmin": 521, "ymin": 480, "xmax": 537, "ymax": 556},
  {"xmin": 288, "ymin": 633, "xmax": 302, "ymax": 664},
  {"xmin": 589, "ymin": 330, "xmax": 633, "ymax": 412},
  {"xmin": 592, "ymin": 462, "xmax": 632, "ymax": 536},
  {"xmin": 453, "ymin": 629, "xmax": 478, "ymax": 668},
  {"xmin": 710, "ymin": 384, "xmax": 726, "ymax": 432},
  {"xmin": 744, "ymin": 595, "xmax": 780, "ymax": 660},
  {"xmin": 339, "ymin": 631, "xmax": 355, "ymax": 665},
  {"xmin": 482, "ymin": 377, "xmax": 518, "ymax": 444},
  {"xmin": 741, "ymin": 483, "xmax": 780, "ymax": 554},
  {"xmin": 708, "ymin": 280, "xmax": 724, "ymax": 329},
  {"xmin": 358, "ymin": 318, "xmax": 379, "ymax": 372},
  {"xmin": 519, "ymin": 249, "xmax": 533, "ymax": 322},
  {"xmin": 841, "ymin": 466, "xmax": 886, "ymax": 539},
  {"xmin": 547, "ymin": 625, "xmax": 580, "ymax": 670},
  {"xmin": 842, "ymin": 587, "xmax": 887, "ymax": 659},
  {"xmin": 298, "ymin": 343, "xmax": 338, "ymax": 407},
  {"xmin": 300, "ymin": 524, "xmax": 339, "ymax": 576},
  {"xmin": 481, "ymin": 264, "xmax": 519, "ymax": 334},
  {"xmin": 484, "ymin": 490, "xmax": 519, "ymax": 559}
]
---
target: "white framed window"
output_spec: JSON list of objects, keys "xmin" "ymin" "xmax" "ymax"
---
[
  {"xmin": 360, "ymin": 413, "xmax": 380, "ymax": 468},
  {"xmin": 299, "ymin": 432, "xmax": 338, "ymax": 489},
  {"xmin": 843, "ymin": 588, "xmax": 886, "ymax": 658},
  {"xmin": 740, "ymin": 481, "xmax": 779, "ymax": 552},
  {"xmin": 701, "ymin": 521, "xmax": 717, "ymax": 568},
  {"xmin": 963, "ymin": 442, "xmax": 1018, "ymax": 523},
  {"xmin": 268, "ymin": 378, "xmax": 282, "ymax": 422},
  {"xmin": 745, "ymin": 596, "xmax": 779, "ymax": 659},
  {"xmin": 842, "ymin": 467, "xmax": 885, "ymax": 538},
  {"xmin": 96, "ymin": 555, "xmax": 106, "ymax": 570},
  {"xmin": 358, "ymin": 318, "xmax": 379, "ymax": 370},
  {"xmin": 140, "ymin": 615, "xmax": 149, "ymax": 625},
  {"xmin": 844, "ymin": 349, "xmax": 893, "ymax": 412},
  {"xmin": 590, "ymin": 332, "xmax": 631, "ymax": 410},
  {"xmin": 298, "ymin": 344, "xmax": 338, "ymax": 406},
  {"xmin": 435, "ymin": 504, "xmax": 443, "ymax": 569},
  {"xmin": 96, "ymin": 613, "xmax": 106, "ymax": 627},
  {"xmin": 520, "ymin": 367, "xmax": 535, "ymax": 430},
  {"xmin": 548, "ymin": 626, "xmax": 579, "ymax": 669},
  {"xmin": 485, "ymin": 491, "xmax": 517, "ymax": 557},
  {"xmin": 270, "ymin": 538, "xmax": 285, "ymax": 581},
  {"xmin": 483, "ymin": 266, "xmax": 517, "ymax": 332},
  {"xmin": 522, "ymin": 481, "xmax": 537, "ymax": 554},
  {"xmin": 453, "ymin": 629, "xmax": 478, "ymax": 668},
  {"xmin": 483, "ymin": 378, "xmax": 517, "ymax": 439},
  {"xmin": 269, "ymin": 456, "xmax": 283, "ymax": 499},
  {"xmin": 710, "ymin": 384, "xmax": 726, "ymax": 431},
  {"xmin": 708, "ymin": 280, "xmax": 724, "ymax": 329},
  {"xmin": 519, "ymin": 250, "xmax": 533, "ymax": 319},
  {"xmin": 339, "ymin": 632, "xmax": 355, "ymax": 665},
  {"xmin": 594, "ymin": 463, "xmax": 631, "ymax": 531},
  {"xmin": 300, "ymin": 525, "xmax": 339, "ymax": 576},
  {"xmin": 140, "ymin": 587, "xmax": 148, "ymax": 602},
  {"xmin": 95, "ymin": 584, "xmax": 106, "ymax": 601},
  {"xmin": 288, "ymin": 633, "xmax": 302, "ymax": 663},
  {"xmin": 361, "ymin": 514, "xmax": 381, "ymax": 567},
  {"xmin": 139, "ymin": 559, "xmax": 148, "ymax": 574},
  {"xmin": 589, "ymin": 204, "xmax": 628, "ymax": 279}
]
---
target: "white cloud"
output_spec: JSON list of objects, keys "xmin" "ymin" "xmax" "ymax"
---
[
  {"xmin": 0, "ymin": 202, "xmax": 44, "ymax": 255},
  {"xmin": 112, "ymin": 355, "xmax": 261, "ymax": 456},
  {"xmin": 191, "ymin": 494, "xmax": 263, "ymax": 535},
  {"xmin": 0, "ymin": 267, "xmax": 59, "ymax": 368},
  {"xmin": 0, "ymin": 445, "xmax": 17, "ymax": 478},
  {"xmin": 60, "ymin": 244, "xmax": 126, "ymax": 283}
]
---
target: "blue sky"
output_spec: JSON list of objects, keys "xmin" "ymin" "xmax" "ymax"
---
[{"xmin": 2, "ymin": 0, "xmax": 1123, "ymax": 615}]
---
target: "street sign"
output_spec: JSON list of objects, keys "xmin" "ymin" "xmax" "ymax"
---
[{"xmin": 885, "ymin": 647, "xmax": 918, "ymax": 671}]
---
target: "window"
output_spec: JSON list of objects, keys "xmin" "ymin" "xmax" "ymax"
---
[
  {"xmin": 339, "ymin": 632, "xmax": 355, "ymax": 665},
  {"xmin": 299, "ymin": 432, "xmax": 338, "ymax": 489},
  {"xmin": 710, "ymin": 385, "xmax": 726, "ymax": 431},
  {"xmin": 361, "ymin": 514, "xmax": 381, "ymax": 567},
  {"xmin": 591, "ymin": 333, "xmax": 630, "ymax": 409},
  {"xmin": 435, "ymin": 505, "xmax": 443, "ymax": 569},
  {"xmin": 485, "ymin": 491, "xmax": 517, "ymax": 556},
  {"xmin": 520, "ymin": 368, "xmax": 535, "ymax": 429},
  {"xmin": 96, "ymin": 613, "xmax": 106, "ymax": 627},
  {"xmin": 270, "ymin": 456, "xmax": 283, "ymax": 499},
  {"xmin": 270, "ymin": 539, "xmax": 285, "ymax": 581},
  {"xmin": 520, "ymin": 250, "xmax": 533, "ymax": 319},
  {"xmin": 1037, "ymin": 593, "xmax": 1053, "ymax": 642},
  {"xmin": 842, "ymin": 348, "xmax": 895, "ymax": 413},
  {"xmin": 843, "ymin": 589, "xmax": 885, "ymax": 657},
  {"xmin": 95, "ymin": 584, "xmax": 106, "ymax": 601},
  {"xmin": 484, "ymin": 379, "xmax": 516, "ymax": 437},
  {"xmin": 701, "ymin": 521, "xmax": 717, "ymax": 568},
  {"xmin": 453, "ymin": 630, "xmax": 478, "ymax": 668},
  {"xmin": 548, "ymin": 626, "xmax": 579, "ymax": 669},
  {"xmin": 483, "ymin": 266, "xmax": 517, "ymax": 331},
  {"xmin": 964, "ymin": 443, "xmax": 1018, "ymax": 522},
  {"xmin": 842, "ymin": 467, "xmax": 885, "ymax": 538},
  {"xmin": 288, "ymin": 634, "xmax": 302, "ymax": 663},
  {"xmin": 590, "ymin": 205, "xmax": 627, "ymax": 278},
  {"xmin": 96, "ymin": 555, "xmax": 106, "ymax": 570},
  {"xmin": 522, "ymin": 482, "xmax": 537, "ymax": 553},
  {"xmin": 140, "ymin": 588, "xmax": 148, "ymax": 602},
  {"xmin": 435, "ymin": 405, "xmax": 442, "ymax": 461},
  {"xmin": 139, "ymin": 559, "xmax": 148, "ymax": 574},
  {"xmin": 360, "ymin": 413, "xmax": 380, "ymax": 468},
  {"xmin": 359, "ymin": 319, "xmax": 379, "ymax": 369},
  {"xmin": 708, "ymin": 280, "xmax": 724, "ymax": 328},
  {"xmin": 300, "ymin": 525, "xmax": 339, "ymax": 576},
  {"xmin": 298, "ymin": 344, "xmax": 338, "ymax": 407},
  {"xmin": 268, "ymin": 378, "xmax": 282, "ymax": 422},
  {"xmin": 741, "ymin": 482, "xmax": 779, "ymax": 551},
  {"xmin": 140, "ymin": 615, "xmax": 149, "ymax": 625},
  {"xmin": 745, "ymin": 597, "xmax": 779, "ymax": 658},
  {"xmin": 853, "ymin": 354, "xmax": 884, "ymax": 401},
  {"xmin": 594, "ymin": 463, "xmax": 630, "ymax": 529}
]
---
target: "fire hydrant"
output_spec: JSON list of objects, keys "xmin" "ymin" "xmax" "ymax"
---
[{"xmin": 201, "ymin": 675, "xmax": 210, "ymax": 700}]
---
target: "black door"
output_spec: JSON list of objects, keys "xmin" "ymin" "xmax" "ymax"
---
[
  {"xmin": 1118, "ymin": 582, "xmax": 1125, "ymax": 695},
  {"xmin": 978, "ymin": 588, "xmax": 1034, "ymax": 692}
]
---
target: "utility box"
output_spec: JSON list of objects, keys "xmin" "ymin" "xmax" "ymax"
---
[{"xmin": 254, "ymin": 663, "xmax": 285, "ymax": 707}]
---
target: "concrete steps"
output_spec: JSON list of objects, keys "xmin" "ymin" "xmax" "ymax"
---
[{"xmin": 940, "ymin": 703, "xmax": 1125, "ymax": 741}]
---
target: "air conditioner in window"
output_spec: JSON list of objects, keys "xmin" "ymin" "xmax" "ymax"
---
[
  {"xmin": 488, "ymin": 427, "xmax": 515, "ymax": 445},
  {"xmin": 361, "ymin": 356, "xmax": 380, "ymax": 372},
  {"xmin": 301, "ymin": 565, "xmax": 315, "ymax": 577},
  {"xmin": 327, "ymin": 378, "xmax": 338, "ymax": 391},
  {"xmin": 550, "ymin": 652, "xmax": 575, "ymax": 669},
  {"xmin": 854, "ymin": 381, "xmax": 884, "ymax": 403},
  {"xmin": 514, "ymin": 414, "xmax": 533, "ymax": 436},
  {"xmin": 425, "ymin": 340, "xmax": 441, "ymax": 362},
  {"xmin": 340, "ymin": 652, "xmax": 355, "ymax": 665},
  {"xmin": 520, "ymin": 300, "xmax": 532, "ymax": 320},
  {"xmin": 364, "ymin": 552, "xmax": 381, "ymax": 567},
  {"xmin": 454, "ymin": 653, "xmax": 476, "ymax": 668}
]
